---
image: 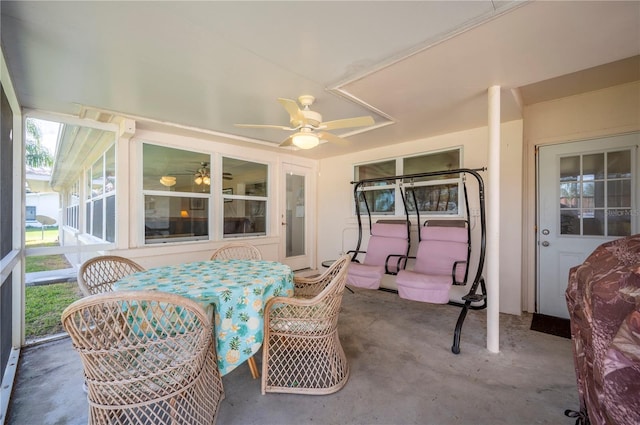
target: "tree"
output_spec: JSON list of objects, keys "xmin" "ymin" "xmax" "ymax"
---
[{"xmin": 25, "ymin": 119, "xmax": 53, "ymax": 168}]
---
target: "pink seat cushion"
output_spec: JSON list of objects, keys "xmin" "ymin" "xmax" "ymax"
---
[
  {"xmin": 395, "ymin": 226, "xmax": 468, "ymax": 303},
  {"xmin": 347, "ymin": 263, "xmax": 385, "ymax": 289},
  {"xmin": 414, "ymin": 226, "xmax": 468, "ymax": 282},
  {"xmin": 396, "ymin": 270, "xmax": 452, "ymax": 304},
  {"xmin": 347, "ymin": 222, "xmax": 409, "ymax": 289}
]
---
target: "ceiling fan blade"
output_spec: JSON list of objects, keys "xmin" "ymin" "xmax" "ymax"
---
[
  {"xmin": 320, "ymin": 116, "xmax": 374, "ymax": 131},
  {"xmin": 317, "ymin": 131, "xmax": 349, "ymax": 147},
  {"xmin": 277, "ymin": 98, "xmax": 306, "ymax": 125},
  {"xmin": 235, "ymin": 123, "xmax": 296, "ymax": 130},
  {"xmin": 279, "ymin": 135, "xmax": 294, "ymax": 147}
]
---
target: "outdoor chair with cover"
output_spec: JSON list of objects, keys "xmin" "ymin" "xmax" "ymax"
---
[
  {"xmin": 210, "ymin": 242, "xmax": 262, "ymax": 261},
  {"xmin": 77, "ymin": 255, "xmax": 145, "ymax": 296},
  {"xmin": 262, "ymin": 254, "xmax": 351, "ymax": 395},
  {"xmin": 61, "ymin": 290, "xmax": 224, "ymax": 425},
  {"xmin": 395, "ymin": 221, "xmax": 470, "ymax": 304},
  {"xmin": 346, "ymin": 221, "xmax": 409, "ymax": 289}
]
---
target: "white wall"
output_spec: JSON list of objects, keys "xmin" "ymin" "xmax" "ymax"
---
[
  {"xmin": 318, "ymin": 120, "xmax": 524, "ymax": 315},
  {"xmin": 25, "ymin": 192, "xmax": 59, "ymax": 224}
]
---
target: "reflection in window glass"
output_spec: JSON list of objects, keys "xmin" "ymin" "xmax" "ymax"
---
[
  {"xmin": 583, "ymin": 153, "xmax": 604, "ymax": 180},
  {"xmin": 143, "ymin": 144, "xmax": 210, "ymax": 194},
  {"xmin": 406, "ymin": 184, "xmax": 459, "ymax": 214},
  {"xmin": 142, "ymin": 144, "xmax": 212, "ymax": 244},
  {"xmin": 144, "ymin": 195, "xmax": 209, "ymax": 243},
  {"xmin": 105, "ymin": 146, "xmax": 115, "ymax": 193},
  {"xmin": 404, "ymin": 151, "xmax": 460, "ymax": 182},
  {"xmin": 608, "ymin": 150, "xmax": 631, "ymax": 178},
  {"xmin": 223, "ymin": 157, "xmax": 267, "ymax": 196},
  {"xmin": 222, "ymin": 157, "xmax": 268, "ymax": 237},
  {"xmin": 608, "ymin": 210, "xmax": 631, "ymax": 236},
  {"xmin": 358, "ymin": 189, "xmax": 395, "ymax": 215},
  {"xmin": 223, "ymin": 199, "xmax": 267, "ymax": 237},
  {"xmin": 560, "ymin": 156, "xmax": 580, "ymax": 181}
]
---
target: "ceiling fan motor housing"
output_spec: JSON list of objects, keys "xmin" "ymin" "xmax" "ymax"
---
[{"xmin": 293, "ymin": 109, "xmax": 322, "ymax": 128}]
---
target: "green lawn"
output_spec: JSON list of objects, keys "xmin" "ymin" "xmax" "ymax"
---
[
  {"xmin": 25, "ymin": 226, "xmax": 80, "ymax": 338},
  {"xmin": 25, "ymin": 281, "xmax": 82, "ymax": 338},
  {"xmin": 25, "ymin": 227, "xmax": 60, "ymax": 244}
]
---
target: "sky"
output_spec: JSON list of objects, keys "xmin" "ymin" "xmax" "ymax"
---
[{"xmin": 31, "ymin": 118, "xmax": 60, "ymax": 155}]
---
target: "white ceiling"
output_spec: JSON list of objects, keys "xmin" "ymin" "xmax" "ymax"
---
[{"xmin": 2, "ymin": 1, "xmax": 639, "ymax": 159}]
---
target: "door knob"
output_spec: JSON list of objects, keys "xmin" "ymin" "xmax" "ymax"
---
[{"xmin": 541, "ymin": 241, "xmax": 550, "ymax": 247}]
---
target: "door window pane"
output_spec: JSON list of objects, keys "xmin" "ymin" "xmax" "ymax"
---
[
  {"xmin": 560, "ymin": 182, "xmax": 580, "ymax": 208},
  {"xmin": 560, "ymin": 208, "xmax": 580, "ymax": 235},
  {"xmin": 583, "ymin": 153, "xmax": 604, "ymax": 180},
  {"xmin": 608, "ymin": 210, "xmax": 631, "ymax": 236},
  {"xmin": 558, "ymin": 149, "xmax": 632, "ymax": 237},
  {"xmin": 560, "ymin": 156, "xmax": 580, "ymax": 181},
  {"xmin": 608, "ymin": 150, "xmax": 631, "ymax": 178},
  {"xmin": 285, "ymin": 173, "xmax": 305, "ymax": 256}
]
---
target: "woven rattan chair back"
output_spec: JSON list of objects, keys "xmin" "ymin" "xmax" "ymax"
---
[
  {"xmin": 77, "ymin": 255, "xmax": 145, "ymax": 296},
  {"xmin": 210, "ymin": 242, "xmax": 262, "ymax": 261},
  {"xmin": 61, "ymin": 290, "xmax": 224, "ymax": 425},
  {"xmin": 261, "ymin": 254, "xmax": 351, "ymax": 395}
]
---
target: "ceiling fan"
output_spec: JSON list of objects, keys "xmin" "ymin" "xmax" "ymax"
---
[
  {"xmin": 162, "ymin": 162, "xmax": 232, "ymax": 187},
  {"xmin": 235, "ymin": 95, "xmax": 374, "ymax": 149}
]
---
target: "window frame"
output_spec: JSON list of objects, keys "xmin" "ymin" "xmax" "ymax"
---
[
  {"xmin": 221, "ymin": 155, "xmax": 269, "ymax": 238},
  {"xmin": 353, "ymin": 147, "xmax": 463, "ymax": 218},
  {"xmin": 84, "ymin": 145, "xmax": 116, "ymax": 242}
]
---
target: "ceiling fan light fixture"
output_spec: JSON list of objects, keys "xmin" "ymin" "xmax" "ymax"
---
[
  {"xmin": 292, "ymin": 132, "xmax": 319, "ymax": 149},
  {"xmin": 194, "ymin": 162, "xmax": 211, "ymax": 185},
  {"xmin": 160, "ymin": 176, "xmax": 176, "ymax": 187}
]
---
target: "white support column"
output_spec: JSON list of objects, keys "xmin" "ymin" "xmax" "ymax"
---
[{"xmin": 487, "ymin": 85, "xmax": 501, "ymax": 353}]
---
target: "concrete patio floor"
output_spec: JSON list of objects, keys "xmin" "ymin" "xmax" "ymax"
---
[{"xmin": 6, "ymin": 287, "xmax": 579, "ymax": 425}]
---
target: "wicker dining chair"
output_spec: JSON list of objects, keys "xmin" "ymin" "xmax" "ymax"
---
[
  {"xmin": 261, "ymin": 254, "xmax": 351, "ymax": 395},
  {"xmin": 77, "ymin": 255, "xmax": 145, "ymax": 296},
  {"xmin": 61, "ymin": 290, "xmax": 224, "ymax": 425},
  {"xmin": 209, "ymin": 242, "xmax": 262, "ymax": 261}
]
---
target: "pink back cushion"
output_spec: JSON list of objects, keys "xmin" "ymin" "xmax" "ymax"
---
[
  {"xmin": 363, "ymin": 223, "xmax": 408, "ymax": 268},
  {"xmin": 414, "ymin": 226, "xmax": 468, "ymax": 280}
]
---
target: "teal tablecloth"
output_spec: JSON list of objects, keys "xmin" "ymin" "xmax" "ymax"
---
[{"xmin": 114, "ymin": 259, "xmax": 294, "ymax": 375}]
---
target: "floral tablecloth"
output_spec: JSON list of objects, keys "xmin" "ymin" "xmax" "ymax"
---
[{"xmin": 114, "ymin": 259, "xmax": 294, "ymax": 375}]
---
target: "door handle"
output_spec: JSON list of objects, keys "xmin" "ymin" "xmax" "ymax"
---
[
  {"xmin": 541, "ymin": 241, "xmax": 550, "ymax": 247},
  {"xmin": 281, "ymin": 222, "xmax": 287, "ymax": 226}
]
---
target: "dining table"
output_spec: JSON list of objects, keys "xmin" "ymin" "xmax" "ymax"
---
[{"xmin": 113, "ymin": 259, "xmax": 294, "ymax": 376}]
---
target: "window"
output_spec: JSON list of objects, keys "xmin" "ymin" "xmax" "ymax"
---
[
  {"xmin": 142, "ymin": 143, "xmax": 210, "ymax": 244},
  {"xmin": 559, "ymin": 149, "xmax": 633, "ymax": 237},
  {"xmin": 403, "ymin": 150, "xmax": 461, "ymax": 215},
  {"xmin": 222, "ymin": 157, "xmax": 268, "ymax": 237},
  {"xmin": 85, "ymin": 146, "xmax": 116, "ymax": 241},
  {"xmin": 65, "ymin": 180, "xmax": 80, "ymax": 230},
  {"xmin": 354, "ymin": 148, "xmax": 461, "ymax": 217}
]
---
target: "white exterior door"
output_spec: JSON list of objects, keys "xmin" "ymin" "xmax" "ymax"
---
[
  {"xmin": 280, "ymin": 163, "xmax": 313, "ymax": 271},
  {"xmin": 537, "ymin": 133, "xmax": 638, "ymax": 319}
]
